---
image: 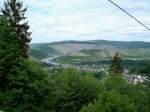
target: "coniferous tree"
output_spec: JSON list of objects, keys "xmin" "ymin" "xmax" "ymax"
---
[
  {"xmin": 0, "ymin": 16, "xmax": 20, "ymax": 90},
  {"xmin": 109, "ymin": 53, "xmax": 124, "ymax": 75},
  {"xmin": 1, "ymin": 0, "xmax": 31, "ymax": 58},
  {"xmin": 0, "ymin": 0, "xmax": 31, "ymax": 90}
]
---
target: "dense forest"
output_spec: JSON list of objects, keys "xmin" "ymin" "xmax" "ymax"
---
[{"xmin": 0, "ymin": 0, "xmax": 150, "ymax": 112}]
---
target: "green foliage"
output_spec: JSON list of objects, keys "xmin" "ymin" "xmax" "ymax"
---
[
  {"xmin": 85, "ymin": 71, "xmax": 106, "ymax": 80},
  {"xmin": 105, "ymin": 76, "xmax": 134, "ymax": 95},
  {"xmin": 1, "ymin": 0, "xmax": 31, "ymax": 58},
  {"xmin": 0, "ymin": 59, "xmax": 51, "ymax": 112},
  {"xmin": 129, "ymin": 63, "xmax": 150, "ymax": 75},
  {"xmin": 104, "ymin": 76, "xmax": 150, "ymax": 112},
  {"xmin": 0, "ymin": 1, "xmax": 150, "ymax": 112},
  {"xmin": 0, "ymin": 18, "xmax": 21, "ymax": 90},
  {"xmin": 81, "ymin": 90, "xmax": 136, "ymax": 112},
  {"xmin": 105, "ymin": 75, "xmax": 130, "ymax": 94},
  {"xmin": 46, "ymin": 68, "xmax": 104, "ymax": 112},
  {"xmin": 137, "ymin": 90, "xmax": 150, "ymax": 112},
  {"xmin": 0, "ymin": 0, "xmax": 31, "ymax": 90},
  {"xmin": 109, "ymin": 53, "xmax": 124, "ymax": 75}
]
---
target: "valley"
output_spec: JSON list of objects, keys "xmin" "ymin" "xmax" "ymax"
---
[
  {"xmin": 30, "ymin": 40, "xmax": 150, "ymax": 85},
  {"xmin": 30, "ymin": 40, "xmax": 150, "ymax": 65}
]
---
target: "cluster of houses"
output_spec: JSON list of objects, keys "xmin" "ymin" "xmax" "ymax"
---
[
  {"xmin": 69, "ymin": 64, "xmax": 108, "ymax": 72},
  {"xmin": 124, "ymin": 74, "xmax": 148, "ymax": 84},
  {"xmin": 45, "ymin": 62, "xmax": 108, "ymax": 73},
  {"xmin": 123, "ymin": 70, "xmax": 149, "ymax": 85},
  {"xmin": 43, "ymin": 59, "xmax": 149, "ymax": 85}
]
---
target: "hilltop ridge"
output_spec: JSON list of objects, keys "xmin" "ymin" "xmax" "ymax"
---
[{"xmin": 30, "ymin": 40, "xmax": 150, "ymax": 60}]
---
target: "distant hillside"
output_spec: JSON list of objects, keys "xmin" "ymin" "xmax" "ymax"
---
[
  {"xmin": 29, "ymin": 43, "xmax": 60, "ymax": 59},
  {"xmin": 50, "ymin": 40, "xmax": 150, "ymax": 49},
  {"xmin": 29, "ymin": 40, "xmax": 150, "ymax": 61}
]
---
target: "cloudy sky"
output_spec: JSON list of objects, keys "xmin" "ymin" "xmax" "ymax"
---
[{"xmin": 0, "ymin": 0, "xmax": 150, "ymax": 43}]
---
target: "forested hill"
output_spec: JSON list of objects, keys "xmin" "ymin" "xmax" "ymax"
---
[
  {"xmin": 50, "ymin": 40, "xmax": 150, "ymax": 49},
  {"xmin": 29, "ymin": 40, "xmax": 150, "ymax": 59}
]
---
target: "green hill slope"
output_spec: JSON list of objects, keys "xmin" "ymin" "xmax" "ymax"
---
[{"xmin": 30, "ymin": 40, "xmax": 150, "ymax": 61}]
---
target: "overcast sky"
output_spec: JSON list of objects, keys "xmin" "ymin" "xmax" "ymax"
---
[{"xmin": 0, "ymin": 0, "xmax": 150, "ymax": 43}]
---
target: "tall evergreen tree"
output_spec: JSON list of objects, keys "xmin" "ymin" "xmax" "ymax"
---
[
  {"xmin": 0, "ymin": 16, "xmax": 20, "ymax": 90},
  {"xmin": 0, "ymin": 0, "xmax": 31, "ymax": 90},
  {"xmin": 109, "ymin": 53, "xmax": 124, "ymax": 75},
  {"xmin": 1, "ymin": 0, "xmax": 31, "ymax": 58}
]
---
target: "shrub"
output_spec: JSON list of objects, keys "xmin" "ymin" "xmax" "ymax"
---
[
  {"xmin": 0, "ymin": 59, "xmax": 51, "ymax": 112},
  {"xmin": 47, "ymin": 68, "xmax": 104, "ymax": 112},
  {"xmin": 81, "ymin": 90, "xmax": 136, "ymax": 112}
]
